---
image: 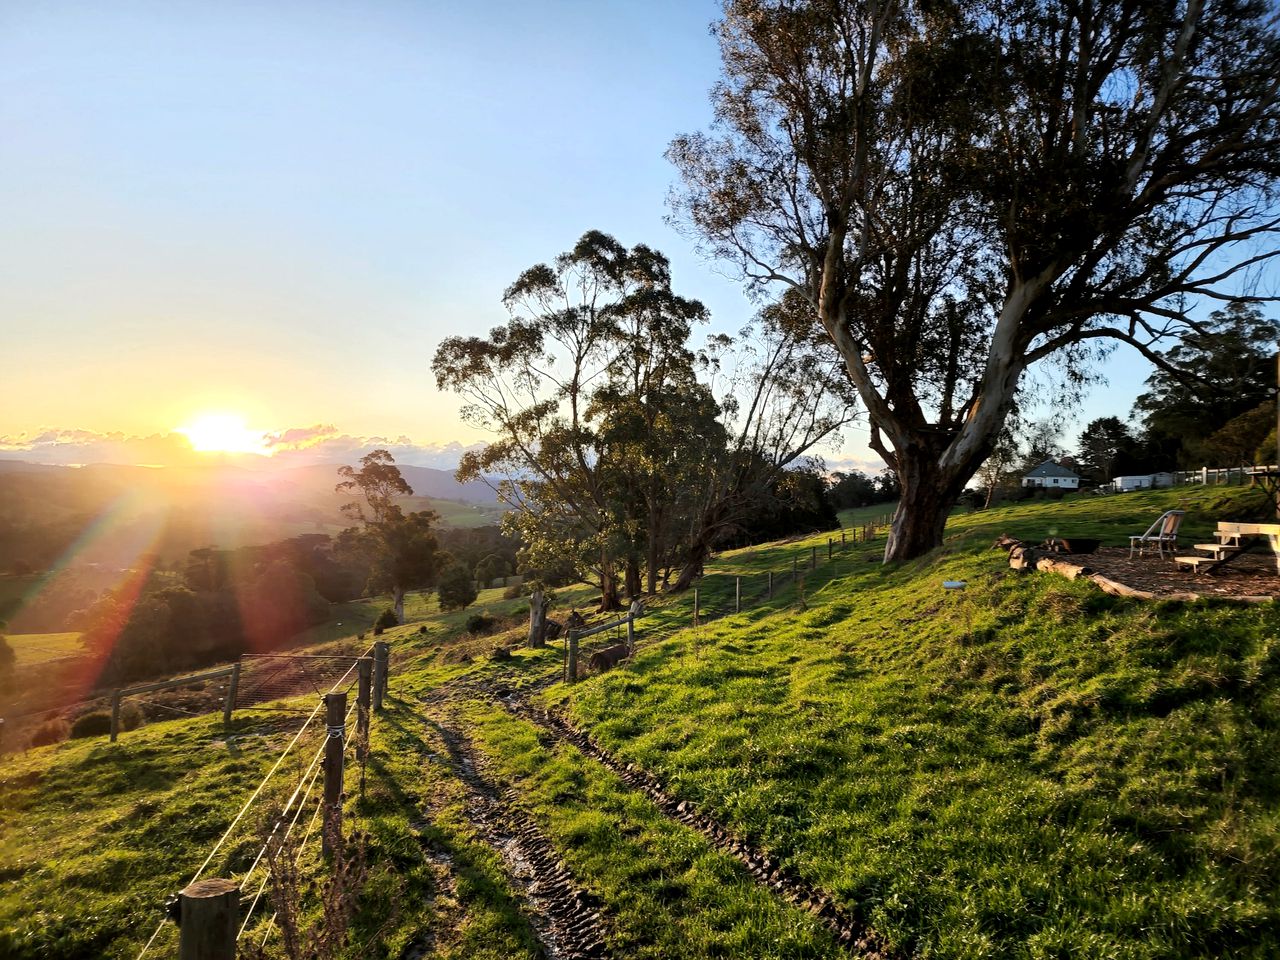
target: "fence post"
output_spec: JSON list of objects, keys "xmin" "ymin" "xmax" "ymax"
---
[
  {"xmin": 356, "ymin": 657, "xmax": 372, "ymax": 763},
  {"xmin": 828, "ymin": 538, "xmax": 833, "ymax": 560},
  {"xmin": 767, "ymin": 571, "xmax": 773, "ymax": 599},
  {"xmin": 109, "ymin": 690, "xmax": 122, "ymax": 743},
  {"xmin": 565, "ymin": 630, "xmax": 579, "ymax": 684},
  {"xmin": 626, "ymin": 612, "xmax": 635, "ymax": 653},
  {"xmin": 178, "ymin": 877, "xmax": 239, "ymax": 960},
  {"xmin": 221, "ymin": 662, "xmax": 241, "ymax": 728},
  {"xmin": 810, "ymin": 545, "xmax": 817, "ymax": 569},
  {"xmin": 735, "ymin": 576, "xmax": 741, "ymax": 614},
  {"xmin": 322, "ymin": 691, "xmax": 347, "ymax": 855},
  {"xmin": 372, "ymin": 641, "xmax": 389, "ymax": 712},
  {"xmin": 693, "ymin": 587, "xmax": 700, "ymax": 625},
  {"xmin": 841, "ymin": 530, "xmax": 846, "ymax": 547}
]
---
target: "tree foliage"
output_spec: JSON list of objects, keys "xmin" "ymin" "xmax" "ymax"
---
[
  {"xmin": 434, "ymin": 230, "xmax": 853, "ymax": 606},
  {"xmin": 335, "ymin": 450, "xmax": 441, "ymax": 623},
  {"xmin": 670, "ymin": 0, "xmax": 1280, "ymax": 560},
  {"xmin": 436, "ymin": 563, "xmax": 478, "ymax": 612},
  {"xmin": 1136, "ymin": 302, "xmax": 1278, "ymax": 466}
]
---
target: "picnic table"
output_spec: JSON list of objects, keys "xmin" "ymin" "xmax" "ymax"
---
[
  {"xmin": 1195, "ymin": 521, "xmax": 1280, "ymax": 574},
  {"xmin": 1174, "ymin": 521, "xmax": 1280, "ymax": 574}
]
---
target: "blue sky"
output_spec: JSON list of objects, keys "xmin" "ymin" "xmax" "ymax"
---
[{"xmin": 0, "ymin": 0, "xmax": 1174, "ymax": 470}]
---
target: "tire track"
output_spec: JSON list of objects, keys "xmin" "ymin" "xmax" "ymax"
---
[
  {"xmin": 425, "ymin": 705, "xmax": 612, "ymax": 960},
  {"xmin": 495, "ymin": 690, "xmax": 894, "ymax": 960}
]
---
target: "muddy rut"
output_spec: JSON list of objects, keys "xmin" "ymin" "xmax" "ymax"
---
[
  {"xmin": 495, "ymin": 690, "xmax": 893, "ymax": 960},
  {"xmin": 425, "ymin": 705, "xmax": 612, "ymax": 959}
]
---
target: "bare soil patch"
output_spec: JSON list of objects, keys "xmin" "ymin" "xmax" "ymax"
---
[{"xmin": 1076, "ymin": 546, "xmax": 1280, "ymax": 600}]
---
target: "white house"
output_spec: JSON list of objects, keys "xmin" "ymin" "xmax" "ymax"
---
[{"xmin": 1022, "ymin": 460, "xmax": 1081, "ymax": 490}]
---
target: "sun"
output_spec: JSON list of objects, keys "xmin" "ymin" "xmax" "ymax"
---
[{"xmin": 177, "ymin": 413, "xmax": 270, "ymax": 455}]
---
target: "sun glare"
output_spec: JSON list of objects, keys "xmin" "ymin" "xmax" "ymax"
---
[{"xmin": 177, "ymin": 413, "xmax": 270, "ymax": 455}]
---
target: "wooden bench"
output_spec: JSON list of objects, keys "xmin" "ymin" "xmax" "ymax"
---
[
  {"xmin": 1192, "ymin": 543, "xmax": 1234, "ymax": 559},
  {"xmin": 1174, "ymin": 555, "xmax": 1218, "ymax": 572}
]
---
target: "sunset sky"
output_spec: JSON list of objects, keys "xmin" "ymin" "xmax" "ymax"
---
[{"xmin": 0, "ymin": 0, "xmax": 1192, "ymax": 470}]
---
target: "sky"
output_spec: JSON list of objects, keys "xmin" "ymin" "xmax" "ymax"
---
[{"xmin": 0, "ymin": 0, "xmax": 1173, "ymax": 472}]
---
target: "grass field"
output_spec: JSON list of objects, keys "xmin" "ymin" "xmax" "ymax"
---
[
  {"xmin": 3, "ymin": 484, "xmax": 1278, "ymax": 958},
  {"xmin": 836, "ymin": 501, "xmax": 898, "ymax": 528},
  {"xmin": 5, "ymin": 631, "xmax": 84, "ymax": 666}
]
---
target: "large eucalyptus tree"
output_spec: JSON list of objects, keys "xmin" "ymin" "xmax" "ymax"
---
[{"xmin": 670, "ymin": 0, "xmax": 1280, "ymax": 560}]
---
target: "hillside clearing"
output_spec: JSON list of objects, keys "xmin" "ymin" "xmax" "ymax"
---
[{"xmin": 2, "ymin": 486, "xmax": 1277, "ymax": 958}]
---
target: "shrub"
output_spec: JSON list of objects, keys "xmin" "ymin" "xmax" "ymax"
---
[
  {"xmin": 374, "ymin": 609, "xmax": 398, "ymax": 631},
  {"xmin": 119, "ymin": 701, "xmax": 145, "ymax": 732},
  {"xmin": 29, "ymin": 718, "xmax": 69, "ymax": 747},
  {"xmin": 503, "ymin": 584, "xmax": 523, "ymax": 600},
  {"xmin": 466, "ymin": 613, "xmax": 496, "ymax": 635},
  {"xmin": 437, "ymin": 564, "xmax": 478, "ymax": 611},
  {"xmin": 70, "ymin": 711, "xmax": 113, "ymax": 739}
]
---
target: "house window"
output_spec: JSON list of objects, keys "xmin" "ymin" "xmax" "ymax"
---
[{"xmin": 1052, "ymin": 478, "xmax": 1058, "ymax": 484}]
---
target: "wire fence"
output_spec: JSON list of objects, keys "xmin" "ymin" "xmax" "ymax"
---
[{"xmin": 134, "ymin": 644, "xmax": 375, "ymax": 959}]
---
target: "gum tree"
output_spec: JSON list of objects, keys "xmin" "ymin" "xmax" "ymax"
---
[{"xmin": 670, "ymin": 0, "xmax": 1280, "ymax": 561}]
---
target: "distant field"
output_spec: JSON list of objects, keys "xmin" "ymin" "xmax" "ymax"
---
[
  {"xmin": 6, "ymin": 631, "xmax": 83, "ymax": 666},
  {"xmin": 429, "ymin": 498, "xmax": 508, "ymax": 528},
  {"xmin": 836, "ymin": 501, "xmax": 898, "ymax": 528}
]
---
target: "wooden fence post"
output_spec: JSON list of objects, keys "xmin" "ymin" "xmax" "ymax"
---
[
  {"xmin": 565, "ymin": 630, "xmax": 579, "ymax": 684},
  {"xmin": 626, "ymin": 612, "xmax": 635, "ymax": 653},
  {"xmin": 372, "ymin": 641, "xmax": 389, "ymax": 712},
  {"xmin": 356, "ymin": 657, "xmax": 372, "ymax": 763},
  {"xmin": 810, "ymin": 545, "xmax": 817, "ymax": 569},
  {"xmin": 322, "ymin": 691, "xmax": 347, "ymax": 855},
  {"xmin": 178, "ymin": 877, "xmax": 239, "ymax": 960},
  {"xmin": 841, "ymin": 530, "xmax": 846, "ymax": 547},
  {"xmin": 109, "ymin": 690, "xmax": 122, "ymax": 743},
  {"xmin": 693, "ymin": 587, "xmax": 700, "ymax": 625},
  {"xmin": 221, "ymin": 662, "xmax": 241, "ymax": 728},
  {"xmin": 767, "ymin": 571, "xmax": 773, "ymax": 599},
  {"xmin": 828, "ymin": 538, "xmax": 833, "ymax": 560},
  {"xmin": 735, "ymin": 576, "xmax": 741, "ymax": 613}
]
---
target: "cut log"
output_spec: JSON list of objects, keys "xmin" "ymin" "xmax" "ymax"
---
[{"xmin": 1033, "ymin": 557, "xmax": 1093, "ymax": 579}]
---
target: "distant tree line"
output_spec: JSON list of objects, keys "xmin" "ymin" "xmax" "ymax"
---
[{"xmin": 974, "ymin": 302, "xmax": 1279, "ymax": 503}]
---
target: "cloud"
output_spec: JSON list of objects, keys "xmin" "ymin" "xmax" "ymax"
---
[{"xmin": 0, "ymin": 426, "xmax": 487, "ymax": 470}]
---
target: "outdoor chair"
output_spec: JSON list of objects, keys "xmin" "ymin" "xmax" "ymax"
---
[{"xmin": 1129, "ymin": 509, "xmax": 1185, "ymax": 559}]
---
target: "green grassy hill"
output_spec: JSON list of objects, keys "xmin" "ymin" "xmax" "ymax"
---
[{"xmin": 2, "ymin": 485, "xmax": 1277, "ymax": 958}]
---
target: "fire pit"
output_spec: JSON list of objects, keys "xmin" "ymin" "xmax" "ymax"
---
[{"xmin": 1040, "ymin": 537, "xmax": 1102, "ymax": 555}]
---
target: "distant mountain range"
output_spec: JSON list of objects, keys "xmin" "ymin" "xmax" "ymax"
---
[{"xmin": 0, "ymin": 459, "xmax": 505, "ymax": 570}]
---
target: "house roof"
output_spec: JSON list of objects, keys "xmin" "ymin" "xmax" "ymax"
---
[{"xmin": 1024, "ymin": 459, "xmax": 1079, "ymax": 479}]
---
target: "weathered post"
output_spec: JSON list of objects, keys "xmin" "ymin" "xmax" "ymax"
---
[
  {"xmin": 221, "ymin": 661, "xmax": 241, "ymax": 727},
  {"xmin": 626, "ymin": 598, "xmax": 641, "ymax": 653},
  {"xmin": 109, "ymin": 690, "xmax": 122, "ymax": 743},
  {"xmin": 767, "ymin": 571, "xmax": 773, "ymax": 599},
  {"xmin": 693, "ymin": 587, "xmax": 700, "ymax": 625},
  {"xmin": 356, "ymin": 657, "xmax": 372, "ymax": 762},
  {"xmin": 178, "ymin": 877, "xmax": 239, "ymax": 960},
  {"xmin": 565, "ymin": 630, "xmax": 579, "ymax": 684},
  {"xmin": 322, "ymin": 691, "xmax": 347, "ymax": 855},
  {"xmin": 528, "ymin": 587, "xmax": 547, "ymax": 649},
  {"xmin": 841, "ymin": 530, "xmax": 846, "ymax": 547},
  {"xmin": 735, "ymin": 576, "xmax": 741, "ymax": 613},
  {"xmin": 372, "ymin": 641, "xmax": 388, "ymax": 712},
  {"xmin": 810, "ymin": 545, "xmax": 817, "ymax": 569},
  {"xmin": 828, "ymin": 538, "xmax": 833, "ymax": 560}
]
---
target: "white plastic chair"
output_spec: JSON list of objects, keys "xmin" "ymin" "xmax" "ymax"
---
[{"xmin": 1129, "ymin": 510, "xmax": 1185, "ymax": 558}]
